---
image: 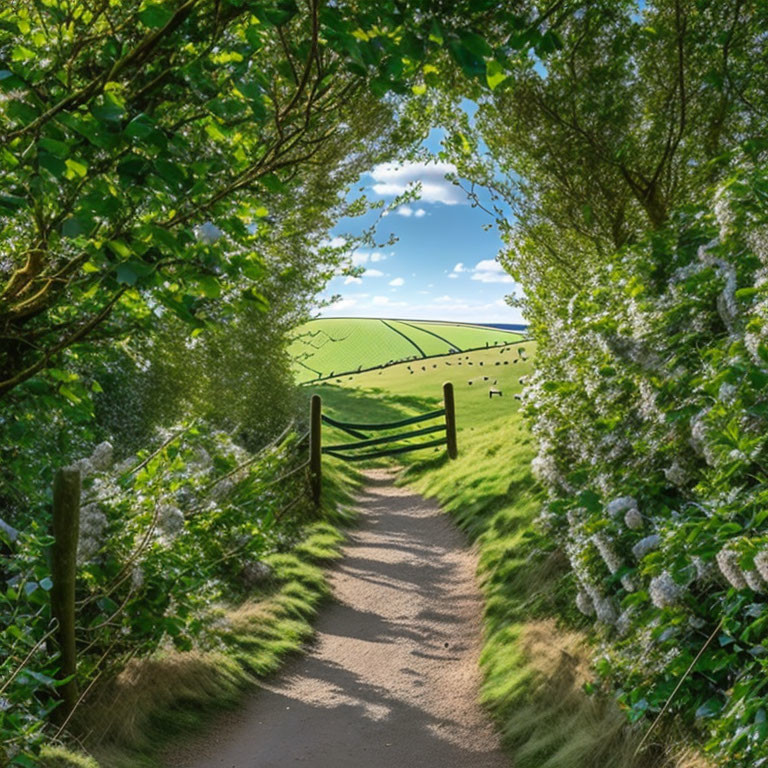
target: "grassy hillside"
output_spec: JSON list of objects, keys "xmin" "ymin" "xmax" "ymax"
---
[
  {"xmin": 306, "ymin": 340, "xmax": 535, "ymax": 460},
  {"xmin": 290, "ymin": 317, "xmax": 525, "ymax": 383}
]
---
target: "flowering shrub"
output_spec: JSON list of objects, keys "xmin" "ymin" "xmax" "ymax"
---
[
  {"xmin": 525, "ymin": 160, "xmax": 768, "ymax": 764},
  {"xmin": 1, "ymin": 421, "xmax": 311, "ymax": 765}
]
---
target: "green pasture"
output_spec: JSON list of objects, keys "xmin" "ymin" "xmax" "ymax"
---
[
  {"xmin": 290, "ymin": 317, "xmax": 525, "ymax": 383},
  {"xmin": 306, "ymin": 341, "xmax": 536, "ymax": 461}
]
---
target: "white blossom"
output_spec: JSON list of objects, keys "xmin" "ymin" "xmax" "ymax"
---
[
  {"xmin": 649, "ymin": 571, "xmax": 682, "ymax": 609},
  {"xmin": 716, "ymin": 547, "xmax": 748, "ymax": 590},
  {"xmin": 592, "ymin": 532, "xmax": 623, "ymax": 574},
  {"xmin": 755, "ymin": 551, "xmax": 768, "ymax": 584},
  {"xmin": 605, "ymin": 496, "xmax": 637, "ymax": 518},
  {"xmin": 90, "ymin": 441, "xmax": 113, "ymax": 471},
  {"xmin": 624, "ymin": 507, "xmax": 644, "ymax": 530},
  {"xmin": 576, "ymin": 590, "xmax": 595, "ymax": 616},
  {"xmin": 77, "ymin": 503, "xmax": 108, "ymax": 563},
  {"xmin": 632, "ymin": 534, "xmax": 661, "ymax": 560},
  {"xmin": 157, "ymin": 504, "xmax": 185, "ymax": 538},
  {"xmin": 743, "ymin": 569, "xmax": 764, "ymax": 593}
]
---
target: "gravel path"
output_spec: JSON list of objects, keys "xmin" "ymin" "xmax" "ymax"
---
[{"xmin": 166, "ymin": 469, "xmax": 508, "ymax": 768}]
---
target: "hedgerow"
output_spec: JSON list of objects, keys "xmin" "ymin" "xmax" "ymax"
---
[
  {"xmin": 1, "ymin": 420, "xmax": 314, "ymax": 766},
  {"xmin": 524, "ymin": 159, "xmax": 768, "ymax": 764}
]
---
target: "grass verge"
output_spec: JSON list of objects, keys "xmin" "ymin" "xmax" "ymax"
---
[
  {"xmin": 40, "ymin": 461, "xmax": 359, "ymax": 768},
  {"xmin": 400, "ymin": 414, "xmax": 710, "ymax": 768}
]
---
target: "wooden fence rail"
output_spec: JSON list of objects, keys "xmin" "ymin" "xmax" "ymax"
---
[{"xmin": 308, "ymin": 381, "xmax": 457, "ymax": 505}]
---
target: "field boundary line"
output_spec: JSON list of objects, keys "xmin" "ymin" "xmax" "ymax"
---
[
  {"xmin": 380, "ymin": 318, "xmax": 426, "ymax": 358},
  {"xmin": 395, "ymin": 320, "xmax": 458, "ymax": 352}
]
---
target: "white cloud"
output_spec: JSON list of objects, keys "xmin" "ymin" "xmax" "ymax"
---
[
  {"xmin": 365, "ymin": 269, "xmax": 384, "ymax": 277},
  {"xmin": 372, "ymin": 296, "xmax": 407, "ymax": 307},
  {"xmin": 471, "ymin": 259, "xmax": 514, "ymax": 284},
  {"xmin": 331, "ymin": 297, "xmax": 358, "ymax": 310},
  {"xmin": 448, "ymin": 273, "xmax": 458, "ymax": 279},
  {"xmin": 351, "ymin": 250, "xmax": 389, "ymax": 266},
  {"xmin": 389, "ymin": 277, "xmax": 404, "ymax": 287},
  {"xmin": 369, "ymin": 161, "xmax": 464, "ymax": 205},
  {"xmin": 453, "ymin": 262, "xmax": 466, "ymax": 273},
  {"xmin": 414, "ymin": 208, "xmax": 427, "ymax": 218},
  {"xmin": 325, "ymin": 236, "xmax": 347, "ymax": 248},
  {"xmin": 396, "ymin": 205, "xmax": 413, "ymax": 217},
  {"xmin": 344, "ymin": 276, "xmax": 362, "ymax": 285}
]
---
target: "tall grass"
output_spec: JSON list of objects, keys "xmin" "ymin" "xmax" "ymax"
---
[{"xmin": 41, "ymin": 462, "xmax": 360, "ymax": 768}]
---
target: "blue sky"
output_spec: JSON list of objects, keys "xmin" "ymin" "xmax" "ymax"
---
[{"xmin": 317, "ymin": 128, "xmax": 525, "ymax": 324}]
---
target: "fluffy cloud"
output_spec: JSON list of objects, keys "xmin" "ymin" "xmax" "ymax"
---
[
  {"xmin": 449, "ymin": 262, "xmax": 465, "ymax": 279},
  {"xmin": 389, "ymin": 277, "xmax": 404, "ymax": 287},
  {"xmin": 365, "ymin": 269, "xmax": 384, "ymax": 277},
  {"xmin": 344, "ymin": 276, "xmax": 362, "ymax": 285},
  {"xmin": 370, "ymin": 161, "xmax": 464, "ymax": 205},
  {"xmin": 351, "ymin": 250, "xmax": 389, "ymax": 266},
  {"xmin": 396, "ymin": 205, "xmax": 428, "ymax": 218},
  {"xmin": 471, "ymin": 259, "xmax": 514, "ymax": 284}
]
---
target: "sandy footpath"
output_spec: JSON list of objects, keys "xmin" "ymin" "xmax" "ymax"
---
[{"xmin": 166, "ymin": 468, "xmax": 508, "ymax": 768}]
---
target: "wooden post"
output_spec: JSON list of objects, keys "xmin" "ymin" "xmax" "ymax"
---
[
  {"xmin": 51, "ymin": 466, "xmax": 81, "ymax": 720},
  {"xmin": 309, "ymin": 394, "xmax": 322, "ymax": 506},
  {"xmin": 443, "ymin": 381, "xmax": 458, "ymax": 459}
]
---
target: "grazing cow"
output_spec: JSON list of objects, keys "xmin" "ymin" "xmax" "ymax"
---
[
  {"xmin": 489, "ymin": 388, "xmax": 502, "ymax": 398},
  {"xmin": 421, "ymin": 366, "xmax": 426, "ymax": 371},
  {"xmin": 483, "ymin": 376, "xmax": 488, "ymax": 381},
  {"xmin": 468, "ymin": 381, "xmax": 473, "ymax": 385},
  {"xmin": 504, "ymin": 361, "xmax": 509, "ymax": 365}
]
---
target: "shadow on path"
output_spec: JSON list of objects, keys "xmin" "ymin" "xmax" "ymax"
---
[{"xmin": 165, "ymin": 468, "xmax": 508, "ymax": 768}]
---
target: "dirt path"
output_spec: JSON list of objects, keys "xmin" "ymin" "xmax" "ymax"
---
[{"xmin": 166, "ymin": 469, "xmax": 508, "ymax": 768}]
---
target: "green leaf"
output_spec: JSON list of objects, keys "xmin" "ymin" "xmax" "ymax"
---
[
  {"xmin": 0, "ymin": 194, "xmax": 27, "ymax": 211},
  {"xmin": 59, "ymin": 385, "xmax": 82, "ymax": 404},
  {"xmin": 139, "ymin": 3, "xmax": 175, "ymax": 28},
  {"xmin": 458, "ymin": 31, "xmax": 493, "ymax": 59},
  {"xmin": 38, "ymin": 137, "xmax": 70, "ymax": 158},
  {"xmin": 116, "ymin": 263, "xmax": 139, "ymax": 285},
  {"xmin": 486, "ymin": 59, "xmax": 508, "ymax": 90},
  {"xmin": 197, "ymin": 275, "xmax": 222, "ymax": 298},
  {"xmin": 108, "ymin": 240, "xmax": 133, "ymax": 259},
  {"xmin": 91, "ymin": 93, "xmax": 125, "ymax": 124}
]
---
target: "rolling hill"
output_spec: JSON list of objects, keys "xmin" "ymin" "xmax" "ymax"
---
[{"xmin": 290, "ymin": 318, "xmax": 526, "ymax": 383}]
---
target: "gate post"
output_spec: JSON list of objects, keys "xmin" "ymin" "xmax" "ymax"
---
[
  {"xmin": 443, "ymin": 382, "xmax": 458, "ymax": 459},
  {"xmin": 309, "ymin": 394, "xmax": 322, "ymax": 505},
  {"xmin": 51, "ymin": 466, "xmax": 81, "ymax": 720}
]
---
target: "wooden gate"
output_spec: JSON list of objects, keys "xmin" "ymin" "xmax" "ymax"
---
[{"xmin": 309, "ymin": 382, "xmax": 457, "ymax": 503}]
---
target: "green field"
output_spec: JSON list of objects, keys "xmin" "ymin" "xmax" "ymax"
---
[
  {"xmin": 290, "ymin": 317, "xmax": 525, "ymax": 383},
  {"xmin": 306, "ymin": 340, "xmax": 535, "ymax": 462}
]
